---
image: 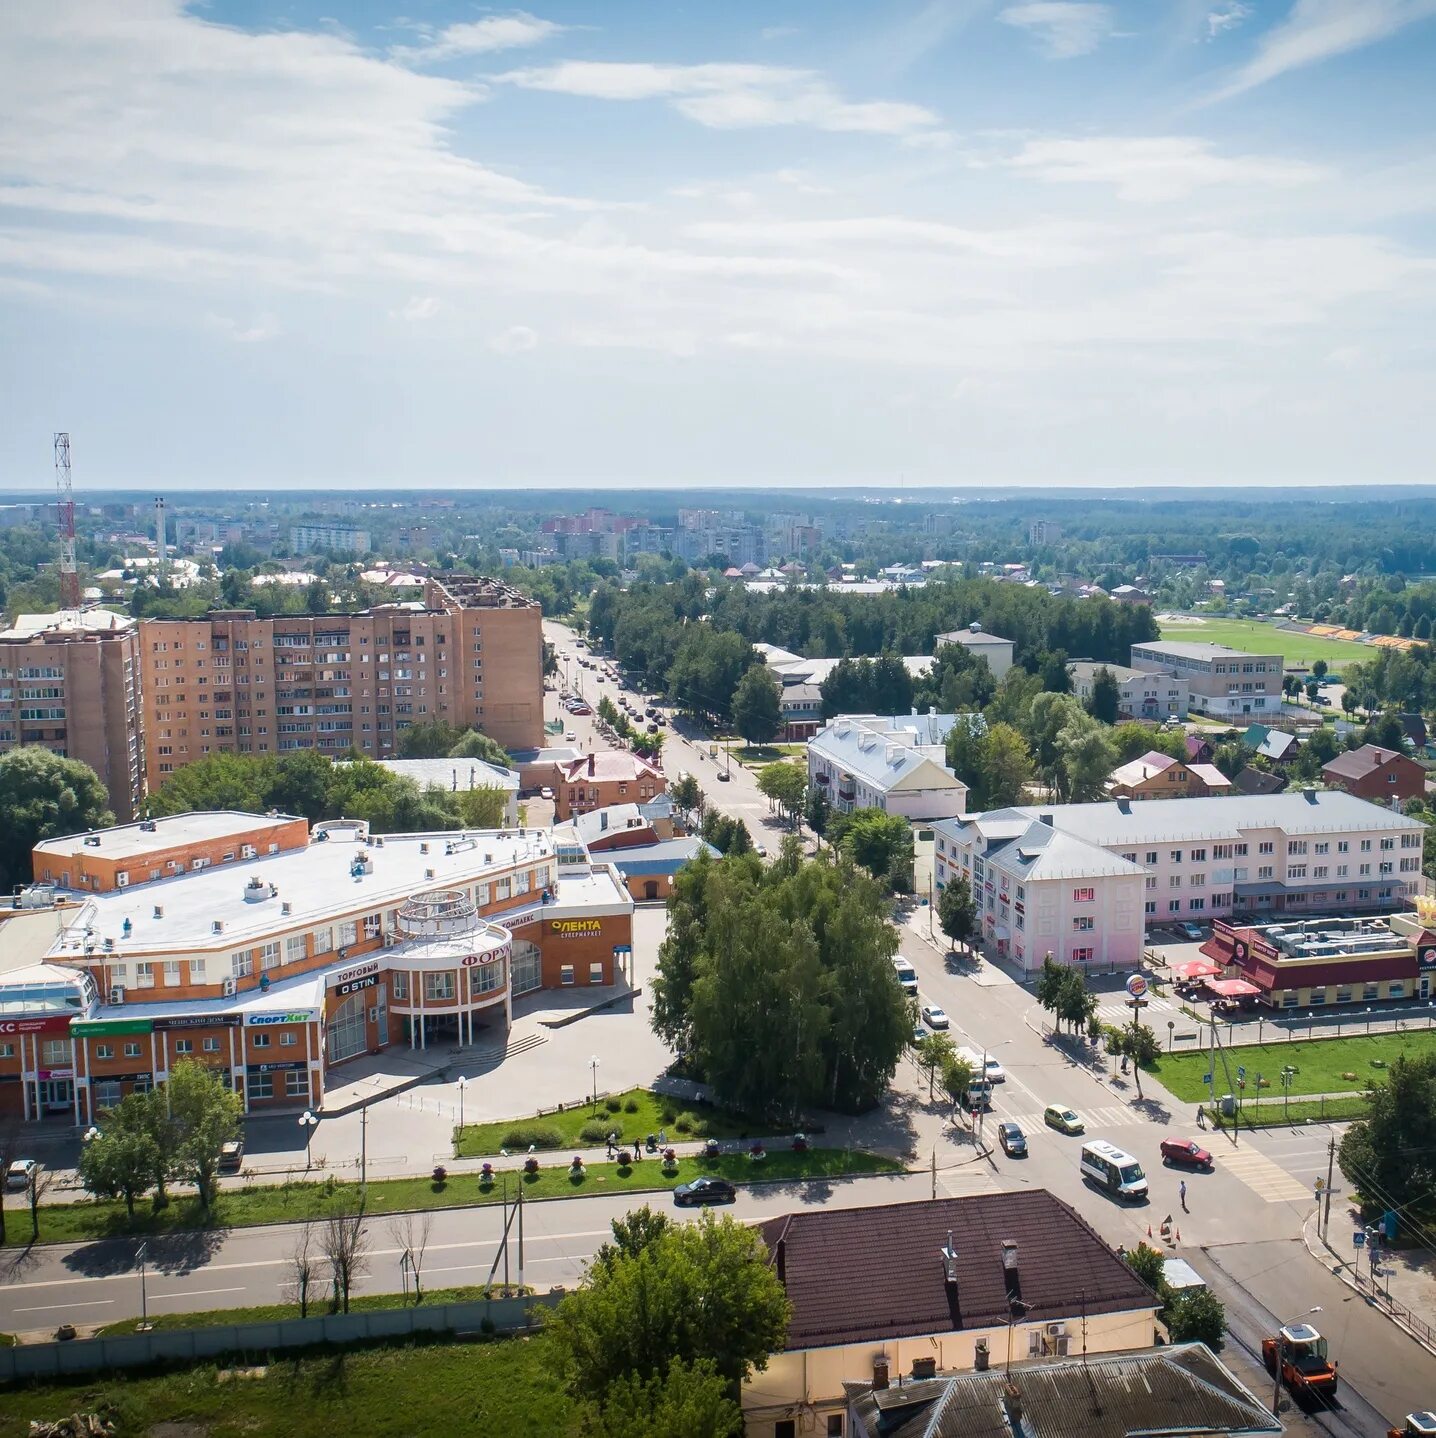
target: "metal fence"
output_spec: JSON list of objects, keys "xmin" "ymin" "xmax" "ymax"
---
[
  {"xmin": 1350, "ymin": 1266, "xmax": 1436, "ymax": 1350},
  {"xmin": 0, "ymin": 1292, "xmax": 559, "ymax": 1383}
]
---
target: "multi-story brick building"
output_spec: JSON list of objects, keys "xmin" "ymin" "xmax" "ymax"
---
[
  {"xmin": 0, "ymin": 610, "xmax": 146, "ymax": 822},
  {"xmin": 139, "ymin": 575, "xmax": 542, "ymax": 786},
  {"xmin": 550, "ymin": 751, "xmax": 666, "ymax": 821},
  {"xmin": 4, "ymin": 810, "xmax": 633, "ymax": 1124},
  {"xmin": 1129, "ymin": 640, "xmax": 1282, "ymax": 720},
  {"xmin": 1321, "ymin": 743, "xmax": 1425, "ymax": 806}
]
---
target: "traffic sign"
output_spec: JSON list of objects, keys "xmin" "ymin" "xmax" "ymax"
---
[
  {"xmin": 1237, "ymin": 1064, "xmax": 1246, "ymax": 1080},
  {"xmin": 1202, "ymin": 1072, "xmax": 1213, "ymax": 1086},
  {"xmin": 1314, "ymin": 1177, "xmax": 1325, "ymax": 1192},
  {"xmin": 1353, "ymin": 1229, "xmax": 1366, "ymax": 1248}
]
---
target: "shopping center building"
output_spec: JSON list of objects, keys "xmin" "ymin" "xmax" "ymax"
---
[{"xmin": 0, "ymin": 811, "xmax": 633, "ymax": 1125}]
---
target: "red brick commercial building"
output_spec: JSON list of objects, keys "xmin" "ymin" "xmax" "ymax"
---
[
  {"xmin": 1321, "ymin": 743, "xmax": 1425, "ymax": 806},
  {"xmin": 0, "ymin": 811, "xmax": 632, "ymax": 1125}
]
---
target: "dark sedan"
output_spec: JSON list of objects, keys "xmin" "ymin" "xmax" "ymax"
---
[
  {"xmin": 997, "ymin": 1122, "xmax": 1027, "ymax": 1157},
  {"xmin": 673, "ymin": 1176, "xmax": 737, "ymax": 1207}
]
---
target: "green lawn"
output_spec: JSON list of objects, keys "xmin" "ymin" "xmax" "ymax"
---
[
  {"xmin": 95, "ymin": 1285, "xmax": 523, "ymax": 1337},
  {"xmin": 1211, "ymin": 1095, "xmax": 1369, "ymax": 1131},
  {"xmin": 454, "ymin": 1086, "xmax": 767, "ymax": 1157},
  {"xmin": 1157, "ymin": 616, "xmax": 1370, "ymax": 671},
  {"xmin": 732, "ymin": 745, "xmax": 805, "ymax": 766},
  {"xmin": 10, "ymin": 1149, "xmax": 899, "ymax": 1247},
  {"xmin": 1148, "ymin": 1030, "xmax": 1436, "ymax": 1102},
  {"xmin": 0, "ymin": 1333, "xmax": 573, "ymax": 1438}
]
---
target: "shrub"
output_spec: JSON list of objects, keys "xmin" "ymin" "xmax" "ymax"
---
[
  {"xmin": 500, "ymin": 1124, "xmax": 563, "ymax": 1151},
  {"xmin": 617, "ymin": 1151, "xmax": 633, "ymax": 1167},
  {"xmin": 524, "ymin": 1156, "xmax": 540, "ymax": 1175},
  {"xmin": 431, "ymin": 1165, "xmax": 448, "ymax": 1184},
  {"xmin": 660, "ymin": 1105, "xmax": 677, "ymax": 1125},
  {"xmin": 677, "ymin": 1110, "xmax": 710, "ymax": 1137},
  {"xmin": 604, "ymin": 1096, "xmax": 623, "ymax": 1114},
  {"xmin": 579, "ymin": 1119, "xmax": 616, "ymax": 1144},
  {"xmin": 623, "ymin": 1096, "xmax": 640, "ymax": 1113},
  {"xmin": 673, "ymin": 1114, "xmax": 692, "ymax": 1134}
]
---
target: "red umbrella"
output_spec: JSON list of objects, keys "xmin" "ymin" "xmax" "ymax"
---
[{"xmin": 1173, "ymin": 958, "xmax": 1221, "ymax": 980}]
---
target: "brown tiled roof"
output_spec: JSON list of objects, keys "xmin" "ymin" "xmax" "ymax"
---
[
  {"xmin": 757, "ymin": 1191, "xmax": 1155, "ymax": 1351},
  {"xmin": 1322, "ymin": 743, "xmax": 1406, "ymax": 781}
]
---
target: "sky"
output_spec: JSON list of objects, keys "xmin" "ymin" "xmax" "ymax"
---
[{"xmin": 2, "ymin": 0, "xmax": 1435, "ymax": 491}]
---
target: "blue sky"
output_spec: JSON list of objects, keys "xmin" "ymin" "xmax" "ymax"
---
[{"xmin": 2, "ymin": 0, "xmax": 1435, "ymax": 490}]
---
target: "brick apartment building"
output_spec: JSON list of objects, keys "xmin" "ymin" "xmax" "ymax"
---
[
  {"xmin": 1321, "ymin": 743, "xmax": 1425, "ymax": 806},
  {"xmin": 0, "ymin": 610, "xmax": 146, "ymax": 822},
  {"xmin": 139, "ymin": 575, "xmax": 542, "ymax": 787},
  {"xmin": 551, "ymin": 751, "xmax": 666, "ymax": 821}
]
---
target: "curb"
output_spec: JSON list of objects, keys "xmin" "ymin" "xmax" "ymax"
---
[{"xmin": 1300, "ymin": 1207, "xmax": 1436, "ymax": 1358}]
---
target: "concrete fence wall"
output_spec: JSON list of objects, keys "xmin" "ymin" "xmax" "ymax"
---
[{"xmin": 0, "ymin": 1292, "xmax": 560, "ymax": 1384}]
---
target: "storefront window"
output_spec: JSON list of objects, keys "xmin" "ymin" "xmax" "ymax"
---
[
  {"xmin": 424, "ymin": 972, "xmax": 455, "ymax": 1002},
  {"xmin": 249, "ymin": 1072, "xmax": 274, "ymax": 1100},
  {"xmin": 391, "ymin": 972, "xmax": 408, "ymax": 1000},
  {"xmin": 473, "ymin": 962, "xmax": 501, "ymax": 994}
]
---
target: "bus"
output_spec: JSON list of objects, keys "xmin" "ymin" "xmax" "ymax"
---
[
  {"xmin": 1080, "ymin": 1140, "xmax": 1149, "ymax": 1202},
  {"xmin": 892, "ymin": 958, "xmax": 918, "ymax": 997}
]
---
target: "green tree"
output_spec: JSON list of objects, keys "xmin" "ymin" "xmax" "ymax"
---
[
  {"xmin": 670, "ymin": 772, "xmax": 704, "ymax": 822},
  {"xmin": 166, "ymin": 1059, "xmax": 244, "ymax": 1209},
  {"xmin": 454, "ymin": 786, "xmax": 510, "ymax": 829},
  {"xmin": 756, "ymin": 761, "xmax": 806, "ymax": 828},
  {"xmin": 0, "ymin": 747, "xmax": 113, "ymax": 892},
  {"xmin": 936, "ymin": 874, "xmax": 976, "ymax": 952},
  {"xmin": 829, "ymin": 807, "xmax": 912, "ymax": 885},
  {"xmin": 1056, "ymin": 713, "xmax": 1118, "ymax": 802},
  {"xmin": 804, "ymin": 785, "xmax": 831, "ymax": 842},
  {"xmin": 979, "ymin": 723, "xmax": 1035, "ymax": 809},
  {"xmin": 917, "ymin": 1032, "xmax": 956, "ymax": 1102},
  {"xmin": 396, "ymin": 719, "xmax": 463, "ymax": 759},
  {"xmin": 1085, "ymin": 665, "xmax": 1121, "ymax": 724},
  {"xmin": 1339, "ymin": 1052, "xmax": 1436, "ymax": 1220},
  {"xmin": 1165, "ymin": 1287, "xmax": 1226, "ymax": 1351},
  {"xmin": 731, "ymin": 666, "xmax": 782, "ymax": 744},
  {"xmin": 1124, "ymin": 1241, "xmax": 1168, "ymax": 1294},
  {"xmin": 578, "ymin": 1359, "xmax": 741, "ymax": 1438},
  {"xmin": 651, "ymin": 850, "xmax": 716, "ymax": 1053},
  {"xmin": 941, "ymin": 1053, "xmax": 975, "ymax": 1114},
  {"xmin": 447, "ymin": 729, "xmax": 512, "ymax": 766},
  {"xmin": 1312, "ymin": 659, "xmax": 1329, "ymax": 681},
  {"xmin": 77, "ymin": 1115, "xmax": 160, "ymax": 1219},
  {"xmin": 547, "ymin": 1207, "xmax": 791, "ymax": 1394}
]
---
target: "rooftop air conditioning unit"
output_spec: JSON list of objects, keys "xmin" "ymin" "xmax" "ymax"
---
[
  {"xmin": 281, "ymin": 901, "xmax": 292, "ymax": 916},
  {"xmin": 153, "ymin": 905, "xmax": 164, "ymax": 920},
  {"xmin": 222, "ymin": 977, "xmax": 237, "ymax": 997},
  {"xmin": 420, "ymin": 842, "xmax": 429, "ymax": 854},
  {"xmin": 109, "ymin": 985, "xmax": 125, "ymax": 1004},
  {"xmin": 212, "ymin": 920, "xmax": 224, "ymax": 934},
  {"xmin": 102, "ymin": 937, "xmax": 114, "ymax": 952},
  {"xmin": 424, "ymin": 868, "xmax": 435, "ymax": 880}
]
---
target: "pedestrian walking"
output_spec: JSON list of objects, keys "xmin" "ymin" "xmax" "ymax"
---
[
  {"xmin": 1179, "ymin": 1180, "xmax": 1188, "ymax": 1212},
  {"xmin": 1196, "ymin": 1105, "xmax": 1205, "ymax": 1129}
]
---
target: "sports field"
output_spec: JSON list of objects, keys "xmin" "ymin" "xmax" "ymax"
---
[{"xmin": 1157, "ymin": 616, "xmax": 1369, "ymax": 671}]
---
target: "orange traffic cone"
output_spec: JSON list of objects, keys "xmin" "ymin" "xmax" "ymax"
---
[{"xmin": 1147, "ymin": 1225, "xmax": 1153, "ymax": 1238}]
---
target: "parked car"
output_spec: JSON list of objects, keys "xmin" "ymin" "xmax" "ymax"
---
[
  {"xmin": 673, "ymin": 1176, "xmax": 737, "ymax": 1207},
  {"xmin": 218, "ymin": 1140, "xmax": 244, "ymax": 1173},
  {"xmin": 997, "ymin": 1122, "xmax": 1027, "ymax": 1156},
  {"xmin": 716, "ymin": 770, "xmax": 730, "ymax": 782},
  {"xmin": 753, "ymin": 844, "xmax": 768, "ymax": 858},
  {"xmin": 1043, "ymin": 1104, "xmax": 1085, "ymax": 1135},
  {"xmin": 540, "ymin": 786, "xmax": 554, "ymax": 800},
  {"xmin": 4, "ymin": 1159, "xmax": 36, "ymax": 1191},
  {"xmin": 1160, "ymin": 1137, "xmax": 1214, "ymax": 1170},
  {"xmin": 912, "ymin": 1023, "xmax": 927, "ymax": 1044},
  {"xmin": 1179, "ymin": 922, "xmax": 1205, "ymax": 941},
  {"xmin": 920, "ymin": 1004, "xmax": 950, "ymax": 1030},
  {"xmin": 983, "ymin": 1056, "xmax": 1006, "ymax": 1083},
  {"xmin": 564, "ymin": 730, "xmax": 577, "ymax": 741}
]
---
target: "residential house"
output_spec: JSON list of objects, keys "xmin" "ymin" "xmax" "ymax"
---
[
  {"xmin": 933, "ymin": 813, "xmax": 1145, "ymax": 971},
  {"xmin": 1069, "ymin": 660, "xmax": 1188, "ymax": 720},
  {"xmin": 552, "ymin": 751, "xmax": 666, "ymax": 821},
  {"xmin": 745, "ymin": 1191, "xmax": 1160, "ymax": 1438},
  {"xmin": 778, "ymin": 682, "xmax": 824, "ymax": 741},
  {"xmin": 1185, "ymin": 734, "xmax": 1214, "ymax": 765},
  {"xmin": 1231, "ymin": 767, "xmax": 1288, "ymax": 797},
  {"xmin": 844, "ymin": 1344, "xmax": 1280, "ymax": 1438},
  {"xmin": 933, "ymin": 624, "xmax": 1014, "ymax": 680},
  {"xmin": 1243, "ymin": 724, "xmax": 1298, "ymax": 764},
  {"xmin": 1130, "ymin": 641, "xmax": 1282, "ymax": 720},
  {"xmin": 1322, "ymin": 743, "xmax": 1425, "ymax": 806},
  {"xmin": 936, "ymin": 790, "xmax": 1424, "ymax": 943},
  {"xmin": 1110, "ymin": 584, "xmax": 1153, "ymax": 606},
  {"xmin": 807, "ymin": 714, "xmax": 969, "ymax": 821},
  {"xmin": 1106, "ymin": 750, "xmax": 1232, "ymax": 801}
]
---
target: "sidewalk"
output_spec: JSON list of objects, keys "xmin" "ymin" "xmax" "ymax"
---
[{"xmin": 1302, "ymin": 1207, "xmax": 1436, "ymax": 1357}]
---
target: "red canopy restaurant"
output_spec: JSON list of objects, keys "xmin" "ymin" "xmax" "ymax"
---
[{"xmin": 1201, "ymin": 912, "xmax": 1435, "ymax": 1010}]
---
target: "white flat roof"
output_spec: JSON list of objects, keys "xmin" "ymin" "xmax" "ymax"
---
[
  {"xmin": 345, "ymin": 757, "xmax": 520, "ymax": 792},
  {"xmin": 34, "ymin": 811, "xmax": 299, "ymax": 864},
  {"xmin": 47, "ymin": 828, "xmax": 559, "ymax": 958}
]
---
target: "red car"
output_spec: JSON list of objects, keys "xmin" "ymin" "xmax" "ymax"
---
[{"xmin": 1160, "ymin": 1137, "xmax": 1213, "ymax": 1170}]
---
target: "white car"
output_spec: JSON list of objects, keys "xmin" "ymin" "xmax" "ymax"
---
[
  {"xmin": 564, "ymin": 730, "xmax": 577, "ymax": 741},
  {"xmin": 983, "ymin": 1056, "xmax": 1006, "ymax": 1083},
  {"xmin": 920, "ymin": 1004, "xmax": 950, "ymax": 1030},
  {"xmin": 754, "ymin": 844, "xmax": 768, "ymax": 858},
  {"xmin": 5, "ymin": 1159, "xmax": 36, "ymax": 1191},
  {"xmin": 539, "ymin": 786, "xmax": 554, "ymax": 800}
]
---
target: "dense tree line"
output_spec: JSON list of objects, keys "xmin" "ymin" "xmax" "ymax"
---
[
  {"xmin": 651, "ymin": 841, "xmax": 911, "ymax": 1117},
  {"xmin": 0, "ymin": 747, "xmax": 114, "ymax": 893}
]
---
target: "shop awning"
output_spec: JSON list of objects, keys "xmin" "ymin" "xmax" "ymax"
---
[
  {"xmin": 1173, "ymin": 958, "xmax": 1221, "ymax": 981},
  {"xmin": 1203, "ymin": 977, "xmax": 1261, "ymax": 998}
]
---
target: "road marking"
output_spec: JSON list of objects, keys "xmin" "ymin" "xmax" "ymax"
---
[
  {"xmin": 1216, "ymin": 1147, "xmax": 1312, "ymax": 1203},
  {"xmin": 13, "ymin": 1299, "xmax": 115, "ymax": 1314},
  {"xmin": 150, "ymin": 1287, "xmax": 247, "ymax": 1301}
]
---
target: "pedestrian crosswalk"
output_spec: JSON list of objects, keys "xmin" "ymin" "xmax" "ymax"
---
[
  {"xmin": 1095, "ymin": 997, "xmax": 1175, "ymax": 1025},
  {"xmin": 997, "ymin": 1104, "xmax": 1144, "ymax": 1133},
  {"xmin": 938, "ymin": 1166, "xmax": 1003, "ymax": 1199},
  {"xmin": 1215, "ymin": 1147, "xmax": 1313, "ymax": 1204}
]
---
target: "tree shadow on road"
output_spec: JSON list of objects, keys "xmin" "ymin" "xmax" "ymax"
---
[{"xmin": 61, "ymin": 1226, "xmax": 227, "ymax": 1279}]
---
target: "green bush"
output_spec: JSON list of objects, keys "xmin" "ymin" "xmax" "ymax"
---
[
  {"xmin": 498, "ymin": 1124, "xmax": 564, "ymax": 1151},
  {"xmin": 604, "ymin": 1096, "xmax": 623, "ymax": 1114},
  {"xmin": 578, "ymin": 1119, "xmax": 617, "ymax": 1144},
  {"xmin": 673, "ymin": 1114, "xmax": 692, "ymax": 1133},
  {"xmin": 623, "ymin": 1096, "xmax": 640, "ymax": 1113},
  {"xmin": 676, "ymin": 1110, "xmax": 709, "ymax": 1137},
  {"xmin": 660, "ymin": 1105, "xmax": 677, "ymax": 1125}
]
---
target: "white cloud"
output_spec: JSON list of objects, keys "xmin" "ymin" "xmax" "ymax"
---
[
  {"xmin": 206, "ymin": 312, "xmax": 278, "ymax": 343},
  {"xmin": 394, "ymin": 12, "xmax": 562, "ymax": 64},
  {"xmin": 1211, "ymin": 0, "xmax": 1436, "ymax": 100},
  {"xmin": 997, "ymin": 3, "xmax": 1115, "ymax": 57},
  {"xmin": 396, "ymin": 295, "xmax": 439, "ymax": 321},
  {"xmin": 494, "ymin": 61, "xmax": 944, "ymax": 138},
  {"xmin": 1003, "ymin": 136, "xmax": 1325, "ymax": 201},
  {"xmin": 1206, "ymin": 3, "xmax": 1252, "ymax": 38},
  {"xmin": 490, "ymin": 324, "xmax": 538, "ymax": 353}
]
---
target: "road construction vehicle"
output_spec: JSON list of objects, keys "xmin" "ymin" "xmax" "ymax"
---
[
  {"xmin": 1262, "ymin": 1323, "xmax": 1338, "ymax": 1403},
  {"xmin": 1388, "ymin": 1414, "xmax": 1436, "ymax": 1438}
]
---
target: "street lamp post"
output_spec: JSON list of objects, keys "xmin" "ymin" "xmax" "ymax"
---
[
  {"xmin": 135, "ymin": 1241, "xmax": 151, "ymax": 1331},
  {"xmin": 457, "ymin": 1076, "xmax": 468, "ymax": 1132},
  {"xmin": 589, "ymin": 1055, "xmax": 600, "ymax": 1114},
  {"xmin": 1270, "ymin": 1306, "xmax": 1321, "ymax": 1416},
  {"xmin": 298, "ymin": 1109, "xmax": 319, "ymax": 1170}
]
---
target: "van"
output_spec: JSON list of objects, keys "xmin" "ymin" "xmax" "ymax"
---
[
  {"xmin": 892, "ymin": 958, "xmax": 918, "ymax": 996},
  {"xmin": 218, "ymin": 1140, "xmax": 244, "ymax": 1174},
  {"xmin": 1080, "ymin": 1140, "xmax": 1148, "ymax": 1202}
]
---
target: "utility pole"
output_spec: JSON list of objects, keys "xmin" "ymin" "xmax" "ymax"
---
[
  {"xmin": 360, "ymin": 1103, "xmax": 368, "ymax": 1199},
  {"xmin": 1322, "ymin": 1133, "xmax": 1336, "ymax": 1241},
  {"xmin": 54, "ymin": 433, "xmax": 80, "ymax": 610}
]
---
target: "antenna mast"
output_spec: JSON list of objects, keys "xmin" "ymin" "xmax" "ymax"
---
[{"xmin": 54, "ymin": 432, "xmax": 80, "ymax": 610}]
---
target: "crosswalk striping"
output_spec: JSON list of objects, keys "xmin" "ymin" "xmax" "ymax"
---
[
  {"xmin": 1215, "ymin": 1147, "xmax": 1312, "ymax": 1204},
  {"xmin": 995, "ymin": 1104, "xmax": 1142, "ymax": 1133},
  {"xmin": 938, "ymin": 1167, "xmax": 1002, "ymax": 1199}
]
